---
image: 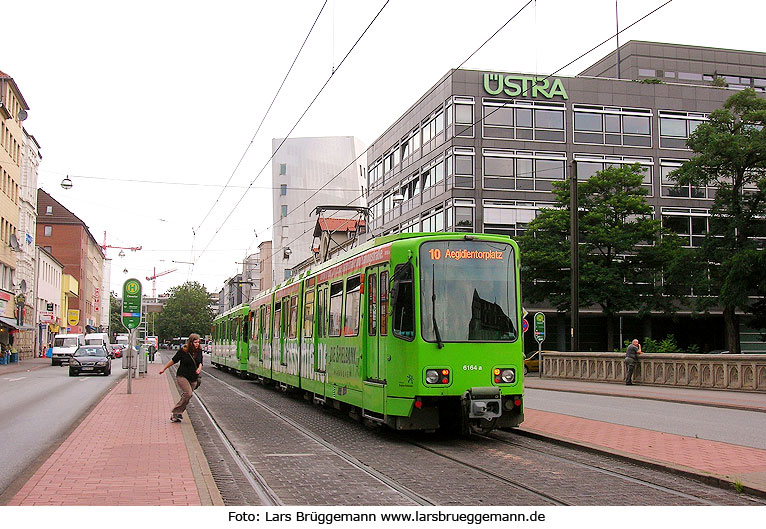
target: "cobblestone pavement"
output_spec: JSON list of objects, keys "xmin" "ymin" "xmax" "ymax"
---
[{"xmin": 192, "ymin": 367, "xmax": 766, "ymax": 506}]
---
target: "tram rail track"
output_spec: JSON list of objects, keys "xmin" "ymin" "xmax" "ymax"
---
[
  {"xmin": 202, "ymin": 368, "xmax": 436, "ymax": 506},
  {"xmin": 190, "ymin": 361, "xmax": 763, "ymax": 506}
]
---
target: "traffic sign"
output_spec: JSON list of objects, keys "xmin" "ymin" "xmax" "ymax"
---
[
  {"xmin": 533, "ymin": 312, "xmax": 546, "ymax": 344},
  {"xmin": 522, "ymin": 318, "xmax": 529, "ymax": 333},
  {"xmin": 121, "ymin": 279, "xmax": 142, "ymax": 330}
]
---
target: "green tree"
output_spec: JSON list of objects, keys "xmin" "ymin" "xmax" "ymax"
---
[
  {"xmin": 670, "ymin": 88, "xmax": 766, "ymax": 353},
  {"xmin": 156, "ymin": 281, "xmax": 214, "ymax": 342},
  {"xmin": 519, "ymin": 164, "xmax": 692, "ymax": 350},
  {"xmin": 109, "ymin": 293, "xmax": 123, "ymax": 339}
]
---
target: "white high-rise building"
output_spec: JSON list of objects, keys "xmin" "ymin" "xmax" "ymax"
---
[{"xmin": 271, "ymin": 137, "xmax": 367, "ymax": 284}]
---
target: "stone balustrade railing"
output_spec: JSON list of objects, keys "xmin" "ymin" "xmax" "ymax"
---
[{"xmin": 540, "ymin": 352, "xmax": 766, "ymax": 393}]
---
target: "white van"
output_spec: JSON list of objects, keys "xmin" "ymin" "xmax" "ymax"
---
[
  {"xmin": 85, "ymin": 333, "xmax": 114, "ymax": 358},
  {"xmin": 51, "ymin": 333, "xmax": 85, "ymax": 366}
]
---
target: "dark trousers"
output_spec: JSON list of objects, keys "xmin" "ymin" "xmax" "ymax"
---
[
  {"xmin": 625, "ymin": 358, "xmax": 637, "ymax": 384},
  {"xmin": 171, "ymin": 376, "xmax": 195, "ymax": 415}
]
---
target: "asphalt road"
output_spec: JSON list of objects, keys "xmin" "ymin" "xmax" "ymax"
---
[
  {"xmin": 524, "ymin": 387, "xmax": 766, "ymax": 449},
  {"xmin": 0, "ymin": 359, "xmax": 125, "ymax": 497}
]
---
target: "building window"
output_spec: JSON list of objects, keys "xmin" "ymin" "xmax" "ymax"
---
[
  {"xmin": 658, "ymin": 110, "xmax": 708, "ymax": 149},
  {"xmin": 482, "ymin": 150, "xmax": 566, "ymax": 191},
  {"xmin": 573, "ymin": 105, "xmax": 652, "ymax": 147},
  {"xmin": 280, "ymin": 184, "xmax": 287, "ymax": 196},
  {"xmin": 660, "ymin": 160, "xmax": 712, "ymax": 199},
  {"xmin": 483, "ymin": 200, "xmax": 549, "ymax": 237},
  {"xmin": 453, "ymin": 96, "xmax": 475, "ymax": 138},
  {"xmin": 44, "ymin": 225, "xmax": 52, "ymax": 237},
  {"xmin": 483, "ymin": 99, "xmax": 565, "ymax": 142},
  {"xmin": 661, "ymin": 208, "xmax": 709, "ymax": 247},
  {"xmin": 279, "ymin": 163, "xmax": 286, "ymax": 175},
  {"xmin": 449, "ymin": 147, "xmax": 475, "ymax": 189},
  {"xmin": 281, "ymin": 205, "xmax": 287, "ymax": 217},
  {"xmin": 421, "ymin": 107, "xmax": 445, "ymax": 155},
  {"xmin": 573, "ymin": 154, "xmax": 654, "ymax": 196},
  {"xmin": 449, "ymin": 199, "xmax": 475, "ymax": 233},
  {"xmin": 421, "ymin": 207, "xmax": 444, "ymax": 233},
  {"xmin": 368, "ymin": 159, "xmax": 383, "ymax": 190},
  {"xmin": 45, "ymin": 205, "xmax": 53, "ymax": 215}
]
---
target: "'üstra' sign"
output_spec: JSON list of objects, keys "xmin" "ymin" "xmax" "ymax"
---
[{"xmin": 483, "ymin": 73, "xmax": 568, "ymax": 100}]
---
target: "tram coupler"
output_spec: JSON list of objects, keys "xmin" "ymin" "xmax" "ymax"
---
[{"xmin": 462, "ymin": 387, "xmax": 502, "ymax": 420}]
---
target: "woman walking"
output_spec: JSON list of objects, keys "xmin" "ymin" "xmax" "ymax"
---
[{"xmin": 159, "ymin": 333, "xmax": 203, "ymax": 422}]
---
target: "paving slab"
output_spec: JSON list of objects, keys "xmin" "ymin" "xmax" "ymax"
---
[{"xmin": 8, "ymin": 363, "xmax": 222, "ymax": 506}]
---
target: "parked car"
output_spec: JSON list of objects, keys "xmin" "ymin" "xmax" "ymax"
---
[
  {"xmin": 69, "ymin": 346, "xmax": 112, "ymax": 376},
  {"xmin": 110, "ymin": 344, "xmax": 124, "ymax": 358},
  {"xmin": 524, "ymin": 351, "xmax": 540, "ymax": 375}
]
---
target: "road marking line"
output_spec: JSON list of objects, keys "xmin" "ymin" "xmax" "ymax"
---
[{"xmin": 7, "ymin": 377, "xmax": 26, "ymax": 381}]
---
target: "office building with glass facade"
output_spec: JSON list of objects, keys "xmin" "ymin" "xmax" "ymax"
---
[{"xmin": 364, "ymin": 41, "xmax": 766, "ymax": 352}]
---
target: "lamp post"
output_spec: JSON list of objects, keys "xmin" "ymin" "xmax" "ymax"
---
[{"xmin": 569, "ymin": 161, "xmax": 580, "ymax": 352}]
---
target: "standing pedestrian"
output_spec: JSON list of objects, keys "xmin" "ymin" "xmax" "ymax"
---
[
  {"xmin": 624, "ymin": 338, "xmax": 642, "ymax": 385},
  {"xmin": 159, "ymin": 333, "xmax": 203, "ymax": 422}
]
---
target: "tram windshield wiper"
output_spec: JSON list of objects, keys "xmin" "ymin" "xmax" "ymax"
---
[{"xmin": 432, "ymin": 264, "xmax": 444, "ymax": 349}]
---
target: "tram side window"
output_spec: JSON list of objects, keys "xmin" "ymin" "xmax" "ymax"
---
[
  {"xmin": 329, "ymin": 281, "xmax": 344, "ymax": 337},
  {"xmin": 380, "ymin": 271, "xmax": 389, "ymax": 336},
  {"xmin": 392, "ymin": 262, "xmax": 415, "ymax": 340},
  {"xmin": 288, "ymin": 295, "xmax": 299, "ymax": 339},
  {"xmin": 317, "ymin": 286, "xmax": 328, "ymax": 338},
  {"xmin": 242, "ymin": 317, "xmax": 249, "ymax": 342},
  {"xmin": 251, "ymin": 311, "xmax": 258, "ymax": 340},
  {"xmin": 264, "ymin": 305, "xmax": 271, "ymax": 340},
  {"xmin": 274, "ymin": 303, "xmax": 281, "ymax": 339},
  {"xmin": 344, "ymin": 275, "xmax": 361, "ymax": 336},
  {"xmin": 303, "ymin": 290, "xmax": 315, "ymax": 338}
]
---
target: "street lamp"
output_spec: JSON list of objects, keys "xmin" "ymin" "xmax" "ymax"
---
[{"xmin": 61, "ymin": 175, "xmax": 73, "ymax": 190}]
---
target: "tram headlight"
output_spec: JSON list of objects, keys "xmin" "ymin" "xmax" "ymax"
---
[
  {"xmin": 494, "ymin": 368, "xmax": 516, "ymax": 384},
  {"xmin": 500, "ymin": 369, "xmax": 515, "ymax": 383},
  {"xmin": 425, "ymin": 369, "xmax": 440, "ymax": 384}
]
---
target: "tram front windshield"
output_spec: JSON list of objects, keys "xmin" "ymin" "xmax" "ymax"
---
[{"xmin": 420, "ymin": 240, "xmax": 517, "ymax": 343}]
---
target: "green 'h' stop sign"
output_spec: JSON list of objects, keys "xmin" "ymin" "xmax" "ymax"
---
[{"xmin": 121, "ymin": 279, "xmax": 142, "ymax": 330}]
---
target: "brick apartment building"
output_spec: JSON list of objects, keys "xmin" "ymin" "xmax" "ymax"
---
[{"xmin": 36, "ymin": 189, "xmax": 105, "ymax": 333}]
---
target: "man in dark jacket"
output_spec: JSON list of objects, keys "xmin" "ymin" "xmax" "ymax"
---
[{"xmin": 624, "ymin": 339, "xmax": 642, "ymax": 385}]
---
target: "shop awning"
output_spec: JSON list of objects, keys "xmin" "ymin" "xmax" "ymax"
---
[{"xmin": 0, "ymin": 317, "xmax": 35, "ymax": 331}]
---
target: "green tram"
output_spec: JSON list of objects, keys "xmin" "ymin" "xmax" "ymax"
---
[
  {"xmin": 215, "ymin": 232, "xmax": 524, "ymax": 432},
  {"xmin": 211, "ymin": 304, "xmax": 250, "ymax": 373}
]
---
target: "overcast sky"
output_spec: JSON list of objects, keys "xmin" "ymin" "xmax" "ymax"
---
[{"xmin": 3, "ymin": 0, "xmax": 764, "ymax": 296}]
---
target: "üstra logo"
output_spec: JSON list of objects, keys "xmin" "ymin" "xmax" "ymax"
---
[{"xmin": 483, "ymin": 73, "xmax": 568, "ymax": 100}]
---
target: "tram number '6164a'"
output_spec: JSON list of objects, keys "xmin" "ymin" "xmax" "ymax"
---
[{"xmin": 463, "ymin": 365, "xmax": 483, "ymax": 371}]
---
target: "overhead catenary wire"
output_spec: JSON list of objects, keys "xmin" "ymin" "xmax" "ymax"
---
[
  {"xmin": 194, "ymin": 1, "xmax": 392, "ymax": 265},
  {"xmin": 261, "ymin": 0, "xmax": 674, "ymax": 265},
  {"xmin": 237, "ymin": 0, "xmax": 536, "ymax": 258},
  {"xmin": 194, "ymin": 0, "xmax": 330, "ymax": 234}
]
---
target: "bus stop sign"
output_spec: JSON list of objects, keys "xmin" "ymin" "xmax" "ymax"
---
[
  {"xmin": 121, "ymin": 279, "xmax": 142, "ymax": 330},
  {"xmin": 533, "ymin": 312, "xmax": 546, "ymax": 344}
]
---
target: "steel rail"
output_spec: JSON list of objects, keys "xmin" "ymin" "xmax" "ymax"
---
[{"xmin": 204, "ymin": 369, "xmax": 436, "ymax": 506}]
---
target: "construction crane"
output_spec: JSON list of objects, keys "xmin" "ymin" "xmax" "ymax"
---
[
  {"xmin": 146, "ymin": 267, "xmax": 177, "ymax": 298},
  {"xmin": 102, "ymin": 231, "xmax": 142, "ymax": 256}
]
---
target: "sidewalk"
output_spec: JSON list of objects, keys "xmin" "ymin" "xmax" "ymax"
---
[
  {"xmin": 522, "ymin": 376, "xmax": 766, "ymax": 496},
  {"xmin": 0, "ymin": 356, "xmax": 51, "ymax": 376},
  {"xmin": 8, "ymin": 362, "xmax": 222, "ymax": 506}
]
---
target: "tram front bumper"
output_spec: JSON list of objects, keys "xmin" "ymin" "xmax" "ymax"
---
[{"xmin": 462, "ymin": 387, "xmax": 502, "ymax": 420}]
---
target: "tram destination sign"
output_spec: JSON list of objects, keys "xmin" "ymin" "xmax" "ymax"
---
[{"xmin": 121, "ymin": 278, "xmax": 142, "ymax": 330}]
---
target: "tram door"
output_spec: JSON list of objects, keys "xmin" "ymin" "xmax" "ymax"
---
[{"xmin": 365, "ymin": 266, "xmax": 389, "ymax": 384}]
